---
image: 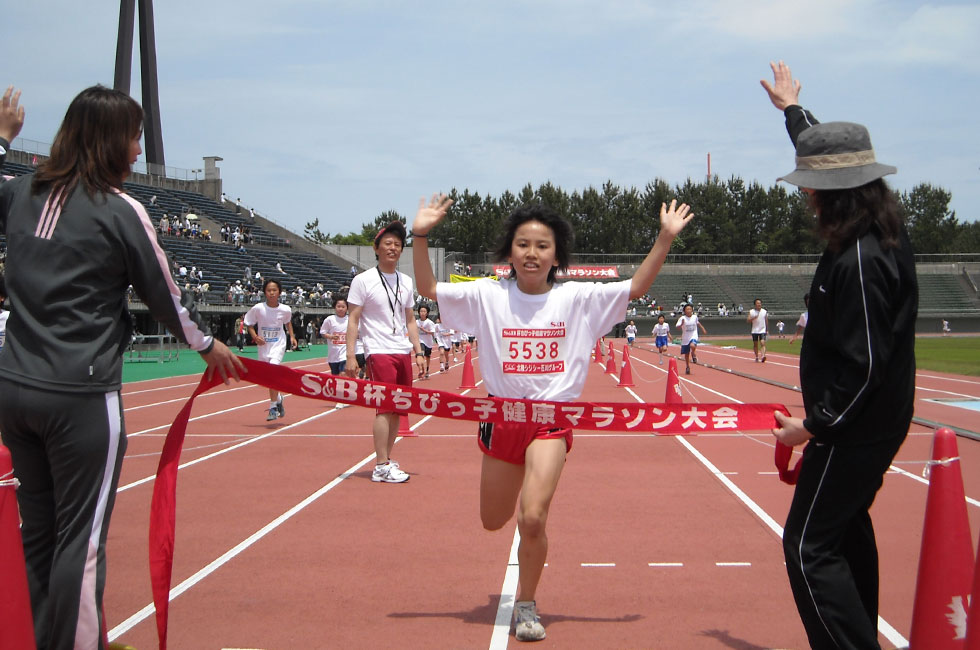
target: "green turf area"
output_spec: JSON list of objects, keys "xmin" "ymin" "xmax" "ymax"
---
[
  {"xmin": 121, "ymin": 345, "xmax": 328, "ymax": 383},
  {"xmin": 706, "ymin": 336, "xmax": 980, "ymax": 377}
]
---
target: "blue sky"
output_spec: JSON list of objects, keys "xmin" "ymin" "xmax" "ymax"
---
[{"xmin": 8, "ymin": 1, "xmax": 979, "ymax": 236}]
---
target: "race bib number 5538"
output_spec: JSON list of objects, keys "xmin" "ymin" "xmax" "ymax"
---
[{"xmin": 502, "ymin": 326, "xmax": 565, "ymax": 374}]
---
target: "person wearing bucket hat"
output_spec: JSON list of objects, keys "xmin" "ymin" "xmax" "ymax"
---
[
  {"xmin": 346, "ymin": 219, "xmax": 424, "ymax": 483},
  {"xmin": 763, "ymin": 61, "xmax": 918, "ymax": 650}
]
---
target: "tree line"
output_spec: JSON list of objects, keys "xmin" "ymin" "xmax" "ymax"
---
[{"xmin": 305, "ymin": 178, "xmax": 980, "ymax": 256}]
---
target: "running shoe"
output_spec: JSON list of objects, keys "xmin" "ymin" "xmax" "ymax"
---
[
  {"xmin": 513, "ymin": 601, "xmax": 546, "ymax": 641},
  {"xmin": 762, "ymin": 355, "xmax": 767, "ymax": 363},
  {"xmin": 277, "ymin": 397, "xmax": 285, "ymax": 418},
  {"xmin": 685, "ymin": 367, "xmax": 691, "ymax": 375},
  {"xmin": 372, "ymin": 462, "xmax": 410, "ymax": 483},
  {"xmin": 266, "ymin": 406, "xmax": 278, "ymax": 421},
  {"xmin": 692, "ymin": 355, "xmax": 698, "ymax": 364}
]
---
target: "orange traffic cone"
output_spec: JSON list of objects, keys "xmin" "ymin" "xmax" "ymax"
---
[
  {"xmin": 593, "ymin": 340, "xmax": 604, "ymax": 365},
  {"xmin": 909, "ymin": 427, "xmax": 975, "ymax": 649},
  {"xmin": 664, "ymin": 358, "xmax": 682, "ymax": 404},
  {"xmin": 967, "ymin": 532, "xmax": 980, "ymax": 650},
  {"xmin": 618, "ymin": 344, "xmax": 635, "ymax": 387},
  {"xmin": 0, "ymin": 445, "xmax": 35, "ymax": 650},
  {"xmin": 397, "ymin": 413, "xmax": 416, "ymax": 437},
  {"xmin": 459, "ymin": 343, "xmax": 477, "ymax": 390},
  {"xmin": 604, "ymin": 345, "xmax": 618, "ymax": 375}
]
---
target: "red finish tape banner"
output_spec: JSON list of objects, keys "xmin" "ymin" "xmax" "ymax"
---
[{"xmin": 150, "ymin": 357, "xmax": 788, "ymax": 648}]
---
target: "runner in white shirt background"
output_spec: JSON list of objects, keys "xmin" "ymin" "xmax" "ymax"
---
[
  {"xmin": 746, "ymin": 297, "xmax": 769, "ymax": 362},
  {"xmin": 790, "ymin": 292, "xmax": 809, "ymax": 345},
  {"xmin": 416, "ymin": 304, "xmax": 437, "ymax": 378},
  {"xmin": 320, "ymin": 296, "xmax": 349, "ymax": 375},
  {"xmin": 651, "ymin": 314, "xmax": 670, "ymax": 365},
  {"xmin": 675, "ymin": 303, "xmax": 707, "ymax": 375},
  {"xmin": 0, "ymin": 273, "xmax": 8, "ymax": 351},
  {"xmin": 412, "ymin": 193, "xmax": 693, "ymax": 642},
  {"xmin": 625, "ymin": 320, "xmax": 638, "ymax": 347},
  {"xmin": 244, "ymin": 278, "xmax": 297, "ymax": 421},
  {"xmin": 434, "ymin": 316, "xmax": 452, "ymax": 372}
]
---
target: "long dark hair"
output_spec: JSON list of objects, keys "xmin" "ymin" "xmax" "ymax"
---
[
  {"xmin": 493, "ymin": 203, "xmax": 573, "ymax": 284},
  {"xmin": 811, "ymin": 180, "xmax": 902, "ymax": 252},
  {"xmin": 32, "ymin": 85, "xmax": 143, "ymax": 203}
]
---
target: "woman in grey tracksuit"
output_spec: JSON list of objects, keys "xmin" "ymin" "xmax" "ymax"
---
[{"xmin": 0, "ymin": 85, "xmax": 242, "ymax": 650}]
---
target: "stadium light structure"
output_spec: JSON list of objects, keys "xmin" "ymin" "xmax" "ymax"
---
[{"xmin": 114, "ymin": 0, "xmax": 166, "ymax": 177}]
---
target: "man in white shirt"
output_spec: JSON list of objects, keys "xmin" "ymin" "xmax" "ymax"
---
[
  {"xmin": 789, "ymin": 293, "xmax": 809, "ymax": 345},
  {"xmin": 747, "ymin": 297, "xmax": 769, "ymax": 362},
  {"xmin": 346, "ymin": 222, "xmax": 425, "ymax": 483}
]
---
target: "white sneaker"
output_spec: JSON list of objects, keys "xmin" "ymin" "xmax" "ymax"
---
[
  {"xmin": 372, "ymin": 462, "xmax": 409, "ymax": 483},
  {"xmin": 513, "ymin": 601, "xmax": 546, "ymax": 641}
]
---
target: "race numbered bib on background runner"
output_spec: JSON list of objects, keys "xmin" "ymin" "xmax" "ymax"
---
[{"xmin": 502, "ymin": 325, "xmax": 565, "ymax": 374}]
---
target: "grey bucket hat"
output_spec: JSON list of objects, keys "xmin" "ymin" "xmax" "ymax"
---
[{"xmin": 778, "ymin": 121, "xmax": 896, "ymax": 190}]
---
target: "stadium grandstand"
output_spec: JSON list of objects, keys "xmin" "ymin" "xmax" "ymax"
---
[{"xmin": 2, "ymin": 147, "xmax": 978, "ymax": 346}]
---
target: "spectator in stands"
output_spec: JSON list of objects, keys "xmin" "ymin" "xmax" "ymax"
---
[
  {"xmin": 764, "ymin": 60, "xmax": 918, "ymax": 650},
  {"xmin": 346, "ymin": 221, "xmax": 425, "ymax": 483},
  {"xmin": 159, "ymin": 214, "xmax": 168, "ymax": 235},
  {"xmin": 236, "ymin": 197, "xmax": 241, "ymax": 213},
  {"xmin": 276, "ymin": 261, "xmax": 285, "ymax": 274},
  {"xmin": 789, "ymin": 293, "xmax": 809, "ymax": 344},
  {"xmin": 0, "ymin": 84, "xmax": 242, "ymax": 650}
]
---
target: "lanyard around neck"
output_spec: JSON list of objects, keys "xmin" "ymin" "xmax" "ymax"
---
[{"xmin": 377, "ymin": 267, "xmax": 401, "ymax": 335}]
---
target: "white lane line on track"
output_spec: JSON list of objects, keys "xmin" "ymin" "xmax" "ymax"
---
[
  {"xmin": 108, "ymin": 449, "xmax": 381, "ymax": 641},
  {"xmin": 649, "ymin": 562, "xmax": 684, "ymax": 567},
  {"xmin": 581, "ymin": 563, "xmax": 616, "ymax": 567},
  {"xmin": 607, "ymin": 370, "xmax": 910, "ymax": 648},
  {"xmin": 489, "ymin": 530, "xmax": 521, "ymax": 650},
  {"xmin": 117, "ymin": 407, "xmax": 340, "ymax": 493},
  {"xmin": 716, "ymin": 562, "xmax": 751, "ymax": 567}
]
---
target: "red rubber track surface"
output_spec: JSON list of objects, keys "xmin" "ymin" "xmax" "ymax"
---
[{"xmin": 103, "ymin": 342, "xmax": 980, "ymax": 649}]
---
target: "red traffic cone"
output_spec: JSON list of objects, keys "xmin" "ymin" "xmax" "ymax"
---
[
  {"xmin": 909, "ymin": 427, "xmax": 975, "ymax": 649},
  {"xmin": 664, "ymin": 358, "xmax": 683, "ymax": 404},
  {"xmin": 967, "ymin": 532, "xmax": 980, "ymax": 650},
  {"xmin": 593, "ymin": 340, "xmax": 604, "ymax": 365},
  {"xmin": 397, "ymin": 413, "xmax": 416, "ymax": 437},
  {"xmin": 0, "ymin": 445, "xmax": 35, "ymax": 650},
  {"xmin": 618, "ymin": 344, "xmax": 635, "ymax": 387},
  {"xmin": 459, "ymin": 343, "xmax": 477, "ymax": 390},
  {"xmin": 604, "ymin": 345, "xmax": 618, "ymax": 375}
]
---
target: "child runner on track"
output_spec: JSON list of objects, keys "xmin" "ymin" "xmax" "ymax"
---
[
  {"xmin": 245, "ymin": 278, "xmax": 298, "ymax": 420},
  {"xmin": 412, "ymin": 193, "xmax": 693, "ymax": 641},
  {"xmin": 434, "ymin": 315, "xmax": 452, "ymax": 372},
  {"xmin": 320, "ymin": 296, "xmax": 349, "ymax": 375},
  {"xmin": 675, "ymin": 304, "xmax": 707, "ymax": 375},
  {"xmin": 625, "ymin": 319, "xmax": 637, "ymax": 347},
  {"xmin": 652, "ymin": 314, "xmax": 670, "ymax": 364},
  {"xmin": 416, "ymin": 304, "xmax": 437, "ymax": 378}
]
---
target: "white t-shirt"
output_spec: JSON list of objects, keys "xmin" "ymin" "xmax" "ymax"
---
[
  {"xmin": 625, "ymin": 324, "xmax": 637, "ymax": 339},
  {"xmin": 749, "ymin": 307, "xmax": 768, "ymax": 334},
  {"xmin": 245, "ymin": 302, "xmax": 292, "ymax": 364},
  {"xmin": 0, "ymin": 309, "xmax": 8, "ymax": 350},
  {"xmin": 675, "ymin": 314, "xmax": 700, "ymax": 345},
  {"xmin": 652, "ymin": 322, "xmax": 670, "ymax": 338},
  {"xmin": 434, "ymin": 323, "xmax": 451, "ymax": 349},
  {"xmin": 797, "ymin": 311, "xmax": 809, "ymax": 329},
  {"xmin": 437, "ymin": 278, "xmax": 630, "ymax": 401},
  {"xmin": 416, "ymin": 317, "xmax": 436, "ymax": 348},
  {"xmin": 347, "ymin": 267, "xmax": 414, "ymax": 355},
  {"xmin": 320, "ymin": 314, "xmax": 348, "ymax": 363}
]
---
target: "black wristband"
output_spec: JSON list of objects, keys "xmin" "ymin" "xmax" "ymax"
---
[{"xmin": 410, "ymin": 231, "xmax": 428, "ymax": 239}]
